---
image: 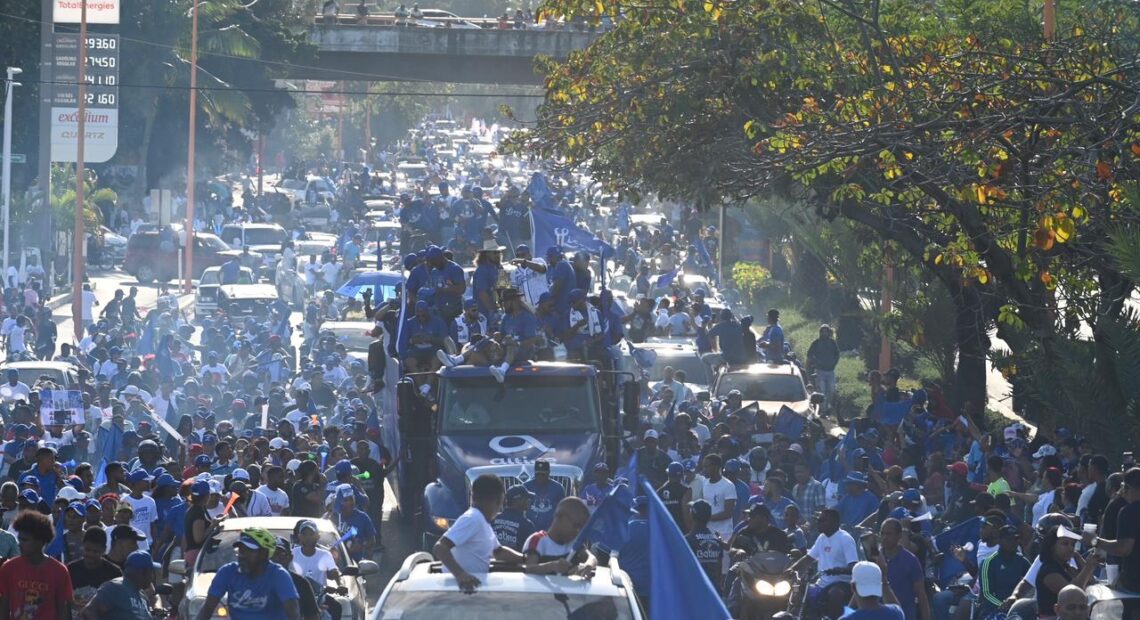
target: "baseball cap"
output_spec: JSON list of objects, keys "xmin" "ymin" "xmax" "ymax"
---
[
  {"xmin": 568, "ymin": 288, "xmax": 586, "ymax": 303},
  {"xmin": 126, "ymin": 470, "xmax": 152, "ymax": 485},
  {"xmin": 667, "ymin": 462, "xmax": 684, "ymax": 476},
  {"xmin": 724, "ymin": 459, "xmax": 742, "ymax": 474},
  {"xmin": 643, "ymin": 429, "xmax": 659, "ymax": 440},
  {"xmin": 190, "ymin": 480, "xmax": 211, "ymax": 498},
  {"xmin": 18, "ymin": 489, "xmax": 39, "ymax": 504},
  {"xmin": 901, "ymin": 488, "xmax": 921, "ymax": 504},
  {"xmin": 690, "ymin": 499, "xmax": 712, "ymax": 521},
  {"xmin": 111, "ymin": 525, "xmax": 147, "ymax": 542},
  {"xmin": 194, "ymin": 454, "xmax": 212, "ymax": 468},
  {"xmin": 947, "ymin": 462, "xmax": 969, "ymax": 476},
  {"xmin": 298, "ymin": 519, "xmax": 320, "ymax": 534},
  {"xmin": 1033, "ymin": 444, "xmax": 1058, "ymax": 459},
  {"xmin": 155, "ymin": 474, "xmax": 179, "ymax": 489},
  {"xmin": 852, "ymin": 561, "xmax": 884, "ymax": 598},
  {"xmin": 505, "ymin": 486, "xmax": 536, "ymax": 502},
  {"xmin": 124, "ymin": 550, "xmax": 156, "ymax": 571},
  {"xmin": 998, "ymin": 524, "xmax": 1019, "ymax": 538},
  {"xmin": 334, "ymin": 460, "xmax": 353, "ymax": 476},
  {"xmin": 231, "ymin": 468, "xmax": 251, "ymax": 482},
  {"xmin": 57, "ymin": 486, "xmax": 85, "ymax": 502},
  {"xmin": 534, "ymin": 460, "xmax": 551, "ymax": 473}
]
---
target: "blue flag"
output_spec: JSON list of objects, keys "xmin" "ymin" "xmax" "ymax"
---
[
  {"xmin": 642, "ymin": 479, "xmax": 731, "ymax": 620},
  {"xmin": 571, "ymin": 483, "xmax": 633, "ymax": 553},
  {"xmin": 92, "ymin": 457, "xmax": 108, "ymax": 489},
  {"xmin": 531, "ymin": 206, "xmax": 615, "ymax": 258},
  {"xmin": 654, "ymin": 269, "xmax": 680, "ymax": 289},
  {"xmin": 933, "ymin": 516, "xmax": 981, "ymax": 587},
  {"xmin": 773, "ymin": 405, "xmax": 808, "ymax": 439},
  {"xmin": 615, "ymin": 451, "xmax": 639, "ymax": 488},
  {"xmin": 135, "ymin": 311, "xmax": 159, "ymax": 356}
]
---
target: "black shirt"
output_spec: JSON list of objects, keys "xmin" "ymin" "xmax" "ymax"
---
[
  {"xmin": 288, "ymin": 569, "xmax": 321, "ymax": 618},
  {"xmin": 657, "ymin": 480, "xmax": 689, "ymax": 529},
  {"xmin": 350, "ymin": 456, "xmax": 386, "ymax": 502},
  {"xmin": 685, "ymin": 527, "xmax": 724, "ymax": 592},
  {"xmin": 68, "ymin": 557, "xmax": 123, "ymax": 600},
  {"xmin": 1116, "ymin": 499, "xmax": 1140, "ymax": 590},
  {"xmin": 1102, "ymin": 494, "xmax": 1127, "ymax": 565},
  {"xmin": 492, "ymin": 508, "xmax": 536, "ymax": 551},
  {"xmin": 1034, "ymin": 560, "xmax": 1072, "ymax": 614},
  {"xmin": 732, "ymin": 525, "xmax": 791, "ymax": 555},
  {"xmin": 291, "ymin": 481, "xmax": 324, "ymax": 518},
  {"xmin": 184, "ymin": 504, "xmax": 210, "ymax": 552},
  {"xmin": 1086, "ymin": 481, "xmax": 1108, "ymax": 529}
]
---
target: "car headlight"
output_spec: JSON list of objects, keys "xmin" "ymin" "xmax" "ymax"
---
[{"xmin": 754, "ymin": 580, "xmax": 791, "ymax": 597}]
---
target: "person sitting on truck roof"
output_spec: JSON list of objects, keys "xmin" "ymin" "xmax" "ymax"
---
[
  {"xmin": 436, "ymin": 332, "xmax": 517, "ymax": 383},
  {"xmin": 499, "ymin": 289, "xmax": 542, "ymax": 361},
  {"xmin": 450, "ymin": 299, "xmax": 488, "ymax": 348},
  {"xmin": 564, "ymin": 289, "xmax": 608, "ymax": 365},
  {"xmin": 397, "ymin": 300, "xmax": 446, "ymax": 374},
  {"xmin": 522, "ymin": 497, "xmax": 597, "ymax": 577}
]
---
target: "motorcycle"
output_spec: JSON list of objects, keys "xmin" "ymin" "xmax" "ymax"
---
[{"xmin": 730, "ymin": 551, "xmax": 798, "ymax": 620}]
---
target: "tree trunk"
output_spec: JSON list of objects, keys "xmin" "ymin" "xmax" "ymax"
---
[{"xmin": 954, "ymin": 286, "xmax": 990, "ymax": 421}]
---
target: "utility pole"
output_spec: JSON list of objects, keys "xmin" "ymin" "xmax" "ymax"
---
[
  {"xmin": 183, "ymin": 0, "xmax": 201, "ymax": 294},
  {"xmin": 1043, "ymin": 0, "xmax": 1056, "ymax": 41},
  {"xmin": 71, "ymin": 0, "xmax": 88, "ymax": 341},
  {"xmin": 2, "ymin": 67, "xmax": 21, "ymax": 280}
]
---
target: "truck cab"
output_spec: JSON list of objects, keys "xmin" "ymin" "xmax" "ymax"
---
[{"xmin": 387, "ymin": 362, "xmax": 639, "ymax": 546}]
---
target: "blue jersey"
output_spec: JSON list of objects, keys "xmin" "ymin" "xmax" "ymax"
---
[
  {"xmin": 397, "ymin": 315, "xmax": 447, "ymax": 357},
  {"xmin": 492, "ymin": 508, "xmax": 536, "ymax": 551},
  {"xmin": 618, "ymin": 519, "xmax": 651, "ymax": 596},
  {"xmin": 547, "ymin": 261, "xmax": 576, "ymax": 314},
  {"xmin": 207, "ymin": 562, "xmax": 299, "ymax": 620},
  {"xmin": 523, "ymin": 478, "xmax": 566, "ymax": 531},
  {"xmin": 837, "ymin": 490, "xmax": 880, "ymax": 528},
  {"xmin": 472, "ymin": 264, "xmax": 500, "ymax": 318},
  {"xmin": 579, "ymin": 481, "xmax": 613, "ymax": 513},
  {"xmin": 428, "ymin": 260, "xmax": 467, "ymax": 311}
]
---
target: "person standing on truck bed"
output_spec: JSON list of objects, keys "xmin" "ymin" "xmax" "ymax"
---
[{"xmin": 523, "ymin": 460, "xmax": 566, "ymax": 531}]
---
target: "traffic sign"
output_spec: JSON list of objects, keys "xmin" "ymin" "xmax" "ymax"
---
[{"xmin": 4, "ymin": 154, "xmax": 26, "ymax": 164}]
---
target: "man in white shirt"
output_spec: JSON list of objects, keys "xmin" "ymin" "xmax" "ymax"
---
[
  {"xmin": 123, "ymin": 469, "xmax": 158, "ymax": 551},
  {"xmin": 694, "ymin": 453, "xmax": 736, "ymax": 541},
  {"xmin": 433, "ymin": 474, "xmax": 525, "ymax": 592},
  {"xmin": 255, "ymin": 466, "xmax": 291, "ymax": 516},
  {"xmin": 508, "ymin": 245, "xmax": 549, "ymax": 308},
  {"xmin": 790, "ymin": 508, "xmax": 860, "ymax": 618},
  {"xmin": 80, "ymin": 283, "xmax": 98, "ymax": 326},
  {"xmin": 0, "ymin": 369, "xmax": 30, "ymax": 404}
]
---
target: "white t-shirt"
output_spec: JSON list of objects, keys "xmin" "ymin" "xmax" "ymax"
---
[
  {"xmin": 291, "ymin": 546, "xmax": 338, "ymax": 585},
  {"xmin": 510, "ymin": 260, "xmax": 549, "ymax": 308},
  {"xmin": 0, "ymin": 381, "xmax": 30, "ymax": 403},
  {"xmin": 1032, "ymin": 490, "xmax": 1056, "ymax": 527},
  {"xmin": 322, "ymin": 262, "xmax": 340, "ymax": 286},
  {"xmin": 81, "ymin": 290, "xmax": 97, "ymax": 321},
  {"xmin": 808, "ymin": 530, "xmax": 859, "ymax": 586},
  {"xmin": 696, "ymin": 476, "xmax": 737, "ymax": 539},
  {"xmin": 523, "ymin": 531, "xmax": 574, "ymax": 558},
  {"xmin": 123, "ymin": 494, "xmax": 157, "ymax": 550},
  {"xmin": 441, "ymin": 507, "xmax": 500, "ymax": 575},
  {"xmin": 199, "ymin": 364, "xmax": 229, "ymax": 382},
  {"xmin": 256, "ymin": 486, "xmax": 290, "ymax": 516},
  {"xmin": 7, "ymin": 326, "xmax": 25, "ymax": 353}
]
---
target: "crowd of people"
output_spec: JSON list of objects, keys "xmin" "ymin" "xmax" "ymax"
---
[{"xmin": 0, "ymin": 112, "xmax": 1124, "ymax": 620}]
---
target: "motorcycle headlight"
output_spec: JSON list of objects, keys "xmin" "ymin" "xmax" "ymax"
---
[
  {"xmin": 755, "ymin": 580, "xmax": 775, "ymax": 596},
  {"xmin": 772, "ymin": 580, "xmax": 792, "ymax": 597}
]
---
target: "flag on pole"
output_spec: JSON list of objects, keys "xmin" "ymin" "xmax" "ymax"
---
[
  {"xmin": 642, "ymin": 479, "xmax": 731, "ymax": 620},
  {"xmin": 569, "ymin": 483, "xmax": 633, "ymax": 554},
  {"xmin": 531, "ymin": 206, "xmax": 614, "ymax": 258}
]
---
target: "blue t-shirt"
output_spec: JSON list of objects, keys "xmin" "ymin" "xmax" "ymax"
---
[
  {"xmin": 709, "ymin": 320, "xmax": 744, "ymax": 364},
  {"xmin": 36, "ymin": 469, "xmax": 59, "ymax": 506},
  {"xmin": 492, "ymin": 507, "xmax": 536, "ymax": 552},
  {"xmin": 547, "ymin": 261, "xmax": 577, "ymax": 314},
  {"xmin": 398, "ymin": 315, "xmax": 447, "ymax": 357},
  {"xmin": 334, "ymin": 509, "xmax": 377, "ymax": 561},
  {"xmin": 405, "ymin": 264, "xmax": 429, "ymax": 299},
  {"xmin": 472, "ymin": 264, "xmax": 500, "ymax": 318},
  {"xmin": 840, "ymin": 605, "xmax": 905, "ymax": 620},
  {"xmin": 207, "ymin": 562, "xmax": 299, "ymax": 620},
  {"xmin": 837, "ymin": 490, "xmax": 880, "ymax": 528},
  {"xmin": 885, "ymin": 547, "xmax": 924, "ymax": 620},
  {"xmin": 523, "ymin": 478, "xmax": 566, "ymax": 531},
  {"xmin": 428, "ymin": 261, "xmax": 467, "ymax": 311}
]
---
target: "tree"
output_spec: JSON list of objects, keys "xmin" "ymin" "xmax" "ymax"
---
[{"xmin": 510, "ymin": 0, "xmax": 1140, "ymax": 432}]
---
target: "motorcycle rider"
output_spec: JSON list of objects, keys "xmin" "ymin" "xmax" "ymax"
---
[
  {"xmin": 730, "ymin": 503, "xmax": 791, "ymax": 557},
  {"xmin": 789, "ymin": 508, "xmax": 859, "ymax": 620}
]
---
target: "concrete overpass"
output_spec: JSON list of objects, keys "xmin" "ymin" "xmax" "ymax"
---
[{"xmin": 298, "ymin": 22, "xmax": 601, "ymax": 85}]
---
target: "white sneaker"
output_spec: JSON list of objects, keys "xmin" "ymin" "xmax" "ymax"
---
[
  {"xmin": 437, "ymin": 350, "xmax": 460, "ymax": 368},
  {"xmin": 489, "ymin": 365, "xmax": 505, "ymax": 383},
  {"xmin": 443, "ymin": 337, "xmax": 458, "ymax": 355}
]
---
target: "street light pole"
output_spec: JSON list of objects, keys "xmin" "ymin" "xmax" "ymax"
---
[
  {"xmin": 183, "ymin": 0, "xmax": 201, "ymax": 294},
  {"xmin": 2, "ymin": 67, "xmax": 22, "ymax": 281}
]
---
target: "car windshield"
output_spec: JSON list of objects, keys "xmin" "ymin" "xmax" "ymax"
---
[
  {"xmin": 643, "ymin": 354, "xmax": 711, "ymax": 385},
  {"xmin": 309, "ymin": 179, "xmax": 334, "ymax": 193},
  {"xmin": 198, "ymin": 234, "xmax": 230, "ymax": 251},
  {"xmin": 400, "ymin": 165, "xmax": 429, "ymax": 180},
  {"xmin": 201, "ymin": 270, "xmax": 220, "ymax": 286},
  {"xmin": 196, "ymin": 529, "xmax": 347, "ymax": 574},
  {"xmin": 715, "ymin": 372, "xmax": 807, "ymax": 402},
  {"xmin": 327, "ymin": 327, "xmax": 374, "ymax": 352},
  {"xmin": 377, "ymin": 591, "xmax": 634, "ymax": 620},
  {"xmin": 280, "ymin": 179, "xmax": 305, "ymax": 190},
  {"xmin": 440, "ymin": 376, "xmax": 599, "ymax": 434}
]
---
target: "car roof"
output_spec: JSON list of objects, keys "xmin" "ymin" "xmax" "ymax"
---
[
  {"xmin": 722, "ymin": 363, "xmax": 804, "ymax": 377},
  {"xmin": 224, "ymin": 223, "xmax": 284, "ymax": 230},
  {"xmin": 1, "ymin": 361, "xmax": 76, "ymax": 371},
  {"xmin": 627, "ymin": 341, "xmax": 699, "ymax": 354},
  {"xmin": 396, "ymin": 563, "xmax": 629, "ymax": 598},
  {"xmin": 218, "ymin": 284, "xmax": 279, "ymax": 299},
  {"xmin": 216, "ymin": 516, "xmax": 338, "ymax": 534}
]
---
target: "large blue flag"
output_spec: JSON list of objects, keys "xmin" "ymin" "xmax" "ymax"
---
[
  {"xmin": 933, "ymin": 515, "xmax": 982, "ymax": 587},
  {"xmin": 531, "ymin": 206, "xmax": 615, "ymax": 258},
  {"xmin": 653, "ymin": 268, "xmax": 680, "ymax": 289},
  {"xmin": 871, "ymin": 397, "xmax": 913, "ymax": 426},
  {"xmin": 773, "ymin": 405, "xmax": 808, "ymax": 439},
  {"xmin": 642, "ymin": 479, "xmax": 731, "ymax": 620},
  {"xmin": 570, "ymin": 483, "xmax": 633, "ymax": 553},
  {"xmin": 615, "ymin": 451, "xmax": 639, "ymax": 487}
]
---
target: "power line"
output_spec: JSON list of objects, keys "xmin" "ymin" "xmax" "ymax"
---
[{"xmin": 27, "ymin": 77, "xmax": 545, "ymax": 98}]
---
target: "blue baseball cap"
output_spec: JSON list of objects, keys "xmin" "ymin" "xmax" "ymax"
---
[
  {"xmin": 403, "ymin": 254, "xmax": 419, "ymax": 269},
  {"xmin": 414, "ymin": 300, "xmax": 430, "ymax": 312},
  {"xmin": 889, "ymin": 507, "xmax": 910, "ymax": 520},
  {"xmin": 426, "ymin": 246, "xmax": 444, "ymax": 260},
  {"xmin": 18, "ymin": 489, "xmax": 39, "ymax": 504},
  {"xmin": 545, "ymin": 245, "xmax": 563, "ymax": 258},
  {"xmin": 126, "ymin": 470, "xmax": 152, "ymax": 485},
  {"xmin": 902, "ymin": 488, "xmax": 922, "ymax": 504},
  {"xmin": 667, "ymin": 462, "xmax": 684, "ymax": 476},
  {"xmin": 155, "ymin": 474, "xmax": 179, "ymax": 489},
  {"xmin": 568, "ymin": 288, "xmax": 586, "ymax": 303},
  {"xmin": 334, "ymin": 460, "xmax": 353, "ymax": 476},
  {"xmin": 724, "ymin": 459, "xmax": 742, "ymax": 474},
  {"xmin": 190, "ymin": 480, "xmax": 211, "ymax": 498},
  {"xmin": 194, "ymin": 454, "xmax": 212, "ymax": 468},
  {"xmin": 124, "ymin": 550, "xmax": 156, "ymax": 571},
  {"xmin": 515, "ymin": 244, "xmax": 530, "ymax": 255},
  {"xmin": 845, "ymin": 471, "xmax": 869, "ymax": 486}
]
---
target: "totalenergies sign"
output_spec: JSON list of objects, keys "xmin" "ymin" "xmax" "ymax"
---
[{"xmin": 53, "ymin": 0, "xmax": 120, "ymax": 24}]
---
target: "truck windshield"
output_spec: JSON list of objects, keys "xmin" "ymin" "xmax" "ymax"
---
[{"xmin": 439, "ymin": 375, "xmax": 599, "ymax": 434}]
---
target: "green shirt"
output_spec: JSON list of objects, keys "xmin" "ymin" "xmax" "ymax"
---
[{"xmin": 987, "ymin": 478, "xmax": 1011, "ymax": 496}]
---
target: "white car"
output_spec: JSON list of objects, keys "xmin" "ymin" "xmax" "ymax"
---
[
  {"xmin": 620, "ymin": 341, "xmax": 714, "ymax": 397},
  {"xmin": 274, "ymin": 176, "xmax": 336, "ymax": 207},
  {"xmin": 321, "ymin": 320, "xmax": 378, "ymax": 363},
  {"xmin": 712, "ymin": 362, "xmax": 815, "ymax": 416},
  {"xmin": 196, "ymin": 265, "xmax": 254, "ymax": 318},
  {"xmin": 172, "ymin": 516, "xmax": 378, "ymax": 620},
  {"xmin": 371, "ymin": 552, "xmax": 645, "ymax": 620}
]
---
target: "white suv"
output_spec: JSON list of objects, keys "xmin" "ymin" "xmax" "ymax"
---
[{"xmin": 371, "ymin": 552, "xmax": 645, "ymax": 620}]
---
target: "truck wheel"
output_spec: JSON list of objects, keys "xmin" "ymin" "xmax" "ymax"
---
[{"xmin": 135, "ymin": 264, "xmax": 156, "ymax": 284}]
